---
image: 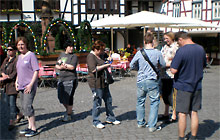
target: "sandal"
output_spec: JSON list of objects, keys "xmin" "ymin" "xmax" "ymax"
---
[{"xmin": 15, "ymin": 115, "xmax": 24, "ymax": 123}]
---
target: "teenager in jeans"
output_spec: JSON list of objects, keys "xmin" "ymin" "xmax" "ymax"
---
[
  {"xmin": 130, "ymin": 32, "xmax": 165, "ymax": 132},
  {"xmin": 87, "ymin": 43, "xmax": 120, "ymax": 129}
]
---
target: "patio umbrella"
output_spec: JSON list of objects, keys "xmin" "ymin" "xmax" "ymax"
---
[
  {"xmin": 90, "ymin": 15, "xmax": 124, "ymax": 51},
  {"xmin": 168, "ymin": 17, "xmax": 220, "ymax": 29},
  {"xmin": 106, "ymin": 11, "xmax": 190, "ymax": 28},
  {"xmin": 90, "ymin": 15, "xmax": 124, "ymax": 28}
]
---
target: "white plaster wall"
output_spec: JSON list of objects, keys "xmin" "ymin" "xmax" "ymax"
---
[
  {"xmin": 116, "ymin": 32, "xmax": 124, "ymax": 50},
  {"xmin": 22, "ymin": 0, "xmax": 34, "ymax": 11},
  {"xmin": 61, "ymin": 0, "xmax": 72, "ymax": 21},
  {"xmin": 0, "ymin": 15, "xmax": 7, "ymax": 22},
  {"xmin": 22, "ymin": 0, "xmax": 34, "ymax": 21},
  {"xmin": 60, "ymin": 0, "xmax": 72, "ymax": 12}
]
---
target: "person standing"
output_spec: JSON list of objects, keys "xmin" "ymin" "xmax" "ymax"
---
[
  {"xmin": 16, "ymin": 37, "xmax": 39, "ymax": 137},
  {"xmin": 87, "ymin": 44, "xmax": 120, "ymax": 129},
  {"xmin": 130, "ymin": 32, "xmax": 165, "ymax": 132},
  {"xmin": 0, "ymin": 44, "xmax": 24, "ymax": 130},
  {"xmin": 159, "ymin": 32, "xmax": 179, "ymax": 122},
  {"xmin": 55, "ymin": 40, "xmax": 78, "ymax": 122},
  {"xmin": 170, "ymin": 31, "xmax": 206, "ymax": 140}
]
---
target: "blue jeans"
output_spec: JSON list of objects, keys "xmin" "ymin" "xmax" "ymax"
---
[
  {"xmin": 91, "ymin": 86, "xmax": 116, "ymax": 126},
  {"xmin": 3, "ymin": 93, "xmax": 20, "ymax": 120},
  {"xmin": 136, "ymin": 79, "xmax": 160, "ymax": 128}
]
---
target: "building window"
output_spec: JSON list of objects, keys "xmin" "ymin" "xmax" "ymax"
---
[
  {"xmin": 173, "ymin": 3, "xmax": 180, "ymax": 17},
  {"xmin": 86, "ymin": 0, "xmax": 119, "ymax": 13},
  {"xmin": 192, "ymin": 3, "xmax": 202, "ymax": 19},
  {"xmin": 212, "ymin": 1, "xmax": 220, "ymax": 20},
  {"xmin": 0, "ymin": 0, "xmax": 22, "ymax": 11}
]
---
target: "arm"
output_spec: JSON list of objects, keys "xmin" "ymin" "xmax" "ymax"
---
[
  {"xmin": 7, "ymin": 59, "xmax": 17, "ymax": 80},
  {"xmin": 170, "ymin": 68, "xmax": 178, "ymax": 74},
  {"xmin": 92, "ymin": 64, "xmax": 110, "ymax": 73},
  {"xmin": 15, "ymin": 76, "xmax": 19, "ymax": 91},
  {"xmin": 129, "ymin": 51, "xmax": 139, "ymax": 70}
]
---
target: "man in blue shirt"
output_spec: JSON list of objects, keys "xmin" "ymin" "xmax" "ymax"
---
[
  {"xmin": 171, "ymin": 32, "xmax": 206, "ymax": 140},
  {"xmin": 130, "ymin": 32, "xmax": 165, "ymax": 132}
]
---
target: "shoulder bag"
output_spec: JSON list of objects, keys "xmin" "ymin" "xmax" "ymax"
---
[{"xmin": 140, "ymin": 49, "xmax": 159, "ymax": 79}]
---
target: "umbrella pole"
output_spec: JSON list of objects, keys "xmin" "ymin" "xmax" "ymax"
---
[
  {"xmin": 157, "ymin": 27, "xmax": 160, "ymax": 43},
  {"xmin": 143, "ymin": 27, "xmax": 146, "ymax": 46},
  {"xmin": 111, "ymin": 28, "xmax": 113, "ymax": 51}
]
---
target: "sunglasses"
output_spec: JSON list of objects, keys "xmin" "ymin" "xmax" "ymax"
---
[{"xmin": 7, "ymin": 49, "xmax": 14, "ymax": 51}]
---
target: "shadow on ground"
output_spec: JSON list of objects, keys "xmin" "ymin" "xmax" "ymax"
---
[
  {"xmin": 185, "ymin": 119, "xmax": 220, "ymax": 140},
  {"xmin": 36, "ymin": 106, "xmax": 118, "ymax": 133}
]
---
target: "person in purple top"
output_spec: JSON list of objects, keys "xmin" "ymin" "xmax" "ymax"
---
[{"xmin": 15, "ymin": 37, "xmax": 39, "ymax": 137}]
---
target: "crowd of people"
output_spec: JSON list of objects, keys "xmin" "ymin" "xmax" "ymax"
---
[{"xmin": 0, "ymin": 31, "xmax": 206, "ymax": 139}]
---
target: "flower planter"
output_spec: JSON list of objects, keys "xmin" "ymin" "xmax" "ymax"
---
[{"xmin": 36, "ymin": 52, "xmax": 89, "ymax": 66}]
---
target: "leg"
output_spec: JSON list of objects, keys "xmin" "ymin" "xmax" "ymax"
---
[
  {"xmin": 8, "ymin": 94, "xmax": 18, "ymax": 123},
  {"xmin": 92, "ymin": 88, "xmax": 103, "ymax": 126},
  {"xmin": 148, "ymin": 85, "xmax": 160, "ymax": 128},
  {"xmin": 28, "ymin": 115, "xmax": 36, "ymax": 131},
  {"xmin": 103, "ymin": 86, "xmax": 115, "ymax": 122},
  {"xmin": 171, "ymin": 88, "xmax": 177, "ymax": 120},
  {"xmin": 178, "ymin": 112, "xmax": 187, "ymax": 137},
  {"xmin": 22, "ymin": 88, "xmax": 36, "ymax": 130},
  {"xmin": 190, "ymin": 111, "xmax": 199, "ymax": 137},
  {"xmin": 136, "ymin": 83, "xmax": 147, "ymax": 126},
  {"xmin": 164, "ymin": 104, "xmax": 169, "ymax": 116},
  {"xmin": 66, "ymin": 105, "xmax": 73, "ymax": 115}
]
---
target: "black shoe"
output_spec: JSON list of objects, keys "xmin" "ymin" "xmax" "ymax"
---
[
  {"xmin": 19, "ymin": 128, "xmax": 31, "ymax": 134},
  {"xmin": 25, "ymin": 130, "xmax": 38, "ymax": 137},
  {"xmin": 169, "ymin": 118, "xmax": 178, "ymax": 123},
  {"xmin": 158, "ymin": 115, "xmax": 169, "ymax": 121},
  {"xmin": 8, "ymin": 124, "xmax": 15, "ymax": 131}
]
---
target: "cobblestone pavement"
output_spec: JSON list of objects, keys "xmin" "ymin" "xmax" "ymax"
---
[{"xmin": 0, "ymin": 66, "xmax": 219, "ymax": 140}]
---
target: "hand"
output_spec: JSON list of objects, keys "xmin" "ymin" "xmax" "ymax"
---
[
  {"xmin": 24, "ymin": 84, "xmax": 32, "ymax": 94},
  {"xmin": 57, "ymin": 60, "xmax": 62, "ymax": 65},
  {"xmin": 0, "ymin": 77, "xmax": 4, "ymax": 81},
  {"xmin": 59, "ymin": 64, "xmax": 67, "ymax": 70},
  {"xmin": 15, "ymin": 82, "xmax": 19, "ymax": 91}
]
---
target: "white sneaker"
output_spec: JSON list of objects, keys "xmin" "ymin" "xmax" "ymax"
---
[
  {"xmin": 62, "ymin": 114, "xmax": 71, "ymax": 122},
  {"xmin": 149, "ymin": 126, "xmax": 162, "ymax": 132},
  {"xmin": 106, "ymin": 120, "xmax": 121, "ymax": 125},
  {"xmin": 93, "ymin": 123, "xmax": 105, "ymax": 129}
]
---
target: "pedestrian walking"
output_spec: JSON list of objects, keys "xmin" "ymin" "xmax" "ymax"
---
[
  {"xmin": 130, "ymin": 32, "xmax": 166, "ymax": 132},
  {"xmin": 87, "ymin": 43, "xmax": 120, "ymax": 129},
  {"xmin": 15, "ymin": 37, "xmax": 39, "ymax": 137},
  {"xmin": 170, "ymin": 31, "xmax": 206, "ymax": 140},
  {"xmin": 0, "ymin": 44, "xmax": 24, "ymax": 131},
  {"xmin": 55, "ymin": 40, "xmax": 78, "ymax": 122}
]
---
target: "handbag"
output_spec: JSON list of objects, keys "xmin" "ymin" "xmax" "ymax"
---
[
  {"xmin": 140, "ymin": 49, "xmax": 159, "ymax": 79},
  {"xmin": 104, "ymin": 68, "xmax": 114, "ymax": 84}
]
